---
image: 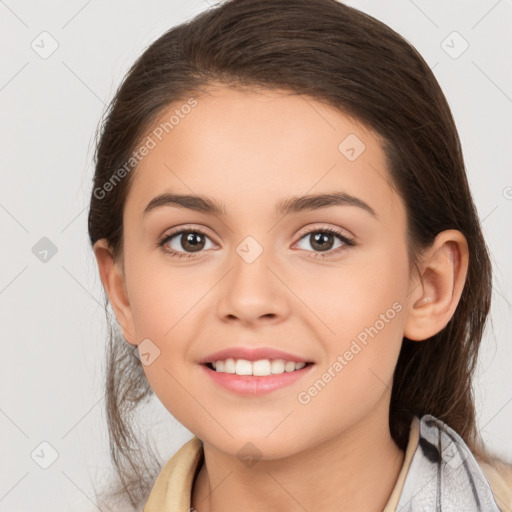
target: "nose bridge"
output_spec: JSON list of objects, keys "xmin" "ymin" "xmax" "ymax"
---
[
  {"xmin": 216, "ymin": 233, "xmax": 288, "ymax": 323},
  {"xmin": 231, "ymin": 233, "xmax": 276, "ymax": 299},
  {"xmin": 235, "ymin": 234, "xmax": 267, "ymax": 266}
]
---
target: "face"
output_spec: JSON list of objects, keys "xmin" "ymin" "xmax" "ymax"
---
[{"xmin": 115, "ymin": 85, "xmax": 413, "ymax": 458}]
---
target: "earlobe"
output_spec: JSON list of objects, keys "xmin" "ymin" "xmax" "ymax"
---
[
  {"xmin": 403, "ymin": 230, "xmax": 469, "ymax": 342},
  {"xmin": 93, "ymin": 239, "xmax": 137, "ymax": 346}
]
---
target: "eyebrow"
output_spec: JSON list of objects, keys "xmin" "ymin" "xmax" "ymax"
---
[{"xmin": 142, "ymin": 191, "xmax": 377, "ymax": 219}]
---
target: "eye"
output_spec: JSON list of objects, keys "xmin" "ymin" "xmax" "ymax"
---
[
  {"xmin": 159, "ymin": 227, "xmax": 215, "ymax": 259},
  {"xmin": 294, "ymin": 227, "xmax": 355, "ymax": 258},
  {"xmin": 158, "ymin": 225, "xmax": 355, "ymax": 260}
]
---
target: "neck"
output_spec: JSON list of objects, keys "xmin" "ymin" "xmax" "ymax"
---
[{"xmin": 191, "ymin": 405, "xmax": 406, "ymax": 512}]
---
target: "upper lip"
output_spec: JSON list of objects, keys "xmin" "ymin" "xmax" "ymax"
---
[{"xmin": 199, "ymin": 346, "xmax": 314, "ymax": 364}]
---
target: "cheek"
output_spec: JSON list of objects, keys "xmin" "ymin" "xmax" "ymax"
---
[
  {"xmin": 292, "ymin": 240, "xmax": 409, "ymax": 343},
  {"xmin": 123, "ymin": 253, "xmax": 213, "ymax": 395},
  {"xmin": 294, "ymin": 265, "xmax": 407, "ymax": 438},
  {"xmin": 125, "ymin": 251, "xmax": 204, "ymax": 341},
  {"xmin": 297, "ymin": 241, "xmax": 408, "ymax": 397}
]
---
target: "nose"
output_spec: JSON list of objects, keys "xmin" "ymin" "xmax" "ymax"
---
[{"xmin": 216, "ymin": 243, "xmax": 290, "ymax": 327}]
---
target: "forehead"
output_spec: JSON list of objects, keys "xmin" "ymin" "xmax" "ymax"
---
[{"xmin": 125, "ymin": 85, "xmax": 402, "ymax": 223}]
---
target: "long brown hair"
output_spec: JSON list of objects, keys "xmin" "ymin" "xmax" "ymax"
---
[{"xmin": 88, "ymin": 0, "xmax": 494, "ymax": 508}]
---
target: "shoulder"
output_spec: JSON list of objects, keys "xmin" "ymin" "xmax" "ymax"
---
[
  {"xmin": 143, "ymin": 436, "xmax": 203, "ymax": 512},
  {"xmin": 401, "ymin": 415, "xmax": 510, "ymax": 511},
  {"xmin": 477, "ymin": 455, "xmax": 512, "ymax": 511}
]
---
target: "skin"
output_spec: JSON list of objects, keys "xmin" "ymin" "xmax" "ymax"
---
[{"xmin": 94, "ymin": 84, "xmax": 469, "ymax": 512}]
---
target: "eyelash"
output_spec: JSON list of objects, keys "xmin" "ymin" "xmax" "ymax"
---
[{"xmin": 158, "ymin": 225, "xmax": 356, "ymax": 260}]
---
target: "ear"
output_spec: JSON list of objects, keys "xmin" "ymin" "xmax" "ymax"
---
[
  {"xmin": 93, "ymin": 239, "xmax": 137, "ymax": 346},
  {"xmin": 403, "ymin": 229, "xmax": 469, "ymax": 341}
]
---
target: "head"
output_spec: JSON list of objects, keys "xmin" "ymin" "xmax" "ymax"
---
[{"xmin": 88, "ymin": 0, "xmax": 492, "ymax": 508}]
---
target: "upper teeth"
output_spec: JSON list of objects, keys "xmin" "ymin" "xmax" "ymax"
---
[{"xmin": 212, "ymin": 358, "xmax": 307, "ymax": 376}]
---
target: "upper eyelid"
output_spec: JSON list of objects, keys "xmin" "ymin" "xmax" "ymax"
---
[
  {"xmin": 295, "ymin": 224, "xmax": 354, "ymax": 241},
  {"xmin": 161, "ymin": 223, "xmax": 214, "ymax": 237}
]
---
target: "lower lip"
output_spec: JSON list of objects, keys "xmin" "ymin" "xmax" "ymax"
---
[{"xmin": 200, "ymin": 363, "xmax": 315, "ymax": 395}]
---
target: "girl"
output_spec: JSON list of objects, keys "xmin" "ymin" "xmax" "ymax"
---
[{"xmin": 88, "ymin": 0, "xmax": 512, "ymax": 510}]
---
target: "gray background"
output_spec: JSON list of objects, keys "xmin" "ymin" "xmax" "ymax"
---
[{"xmin": 1, "ymin": 0, "xmax": 511, "ymax": 510}]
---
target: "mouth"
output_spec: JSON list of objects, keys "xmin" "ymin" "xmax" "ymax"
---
[
  {"xmin": 203, "ymin": 359, "xmax": 315, "ymax": 376},
  {"xmin": 200, "ymin": 359, "xmax": 315, "ymax": 395}
]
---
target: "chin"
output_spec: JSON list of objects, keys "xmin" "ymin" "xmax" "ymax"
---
[{"xmin": 205, "ymin": 431, "xmax": 304, "ymax": 462}]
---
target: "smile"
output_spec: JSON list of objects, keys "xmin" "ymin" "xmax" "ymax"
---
[{"xmin": 201, "ymin": 360, "xmax": 315, "ymax": 395}]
